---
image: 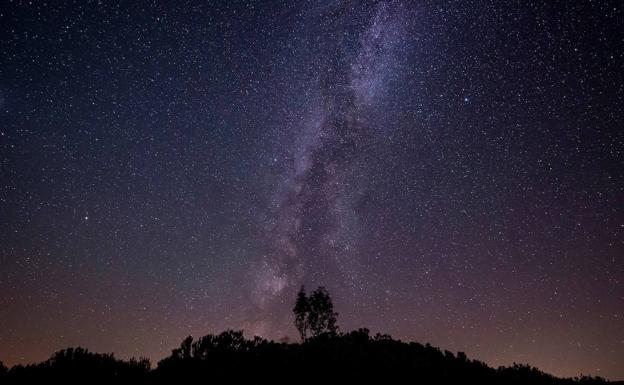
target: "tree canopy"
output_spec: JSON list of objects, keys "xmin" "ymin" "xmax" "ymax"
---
[{"xmin": 293, "ymin": 286, "xmax": 339, "ymax": 341}]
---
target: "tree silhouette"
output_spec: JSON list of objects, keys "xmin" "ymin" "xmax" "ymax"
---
[
  {"xmin": 172, "ymin": 336, "xmax": 193, "ymax": 360},
  {"xmin": 293, "ymin": 286, "xmax": 338, "ymax": 340},
  {"xmin": 293, "ymin": 286, "xmax": 310, "ymax": 341},
  {"xmin": 308, "ymin": 286, "xmax": 338, "ymax": 337}
]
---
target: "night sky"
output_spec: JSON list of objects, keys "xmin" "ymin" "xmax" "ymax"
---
[{"xmin": 1, "ymin": 0, "xmax": 623, "ymax": 380}]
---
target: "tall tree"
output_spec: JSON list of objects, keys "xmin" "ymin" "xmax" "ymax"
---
[
  {"xmin": 308, "ymin": 286, "xmax": 338, "ymax": 337},
  {"xmin": 293, "ymin": 286, "xmax": 310, "ymax": 341},
  {"xmin": 293, "ymin": 286, "xmax": 339, "ymax": 340}
]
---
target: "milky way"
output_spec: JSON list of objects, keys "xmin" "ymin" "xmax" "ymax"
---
[
  {"xmin": 249, "ymin": 3, "xmax": 403, "ymax": 326},
  {"xmin": 1, "ymin": 0, "xmax": 623, "ymax": 380}
]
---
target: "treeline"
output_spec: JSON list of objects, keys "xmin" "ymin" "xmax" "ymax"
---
[
  {"xmin": 0, "ymin": 288, "xmax": 615, "ymax": 384},
  {"xmin": 0, "ymin": 329, "xmax": 611, "ymax": 384}
]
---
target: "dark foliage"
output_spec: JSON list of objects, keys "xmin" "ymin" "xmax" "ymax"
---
[
  {"xmin": 293, "ymin": 286, "xmax": 310, "ymax": 341},
  {"xmin": 293, "ymin": 285, "xmax": 339, "ymax": 341},
  {"xmin": 2, "ymin": 347, "xmax": 150, "ymax": 385},
  {"xmin": 307, "ymin": 286, "xmax": 339, "ymax": 337},
  {"xmin": 1, "ymin": 330, "xmax": 612, "ymax": 385}
]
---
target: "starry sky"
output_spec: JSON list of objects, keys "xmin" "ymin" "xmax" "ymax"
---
[{"xmin": 1, "ymin": 0, "xmax": 623, "ymax": 380}]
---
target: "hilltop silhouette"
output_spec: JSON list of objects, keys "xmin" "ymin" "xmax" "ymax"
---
[{"xmin": 0, "ymin": 287, "xmax": 616, "ymax": 385}]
